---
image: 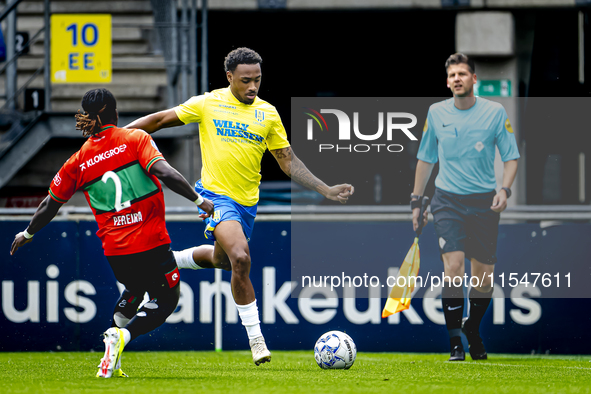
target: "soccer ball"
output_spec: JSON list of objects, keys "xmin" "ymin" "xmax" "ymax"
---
[{"xmin": 314, "ymin": 331, "xmax": 357, "ymax": 369}]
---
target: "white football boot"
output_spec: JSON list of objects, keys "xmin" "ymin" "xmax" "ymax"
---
[
  {"xmin": 96, "ymin": 327, "xmax": 126, "ymax": 378},
  {"xmin": 249, "ymin": 336, "xmax": 271, "ymax": 366},
  {"xmin": 112, "ymin": 356, "xmax": 129, "ymax": 378}
]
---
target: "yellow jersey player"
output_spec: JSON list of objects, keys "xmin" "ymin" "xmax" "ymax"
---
[{"xmin": 126, "ymin": 47, "xmax": 354, "ymax": 365}]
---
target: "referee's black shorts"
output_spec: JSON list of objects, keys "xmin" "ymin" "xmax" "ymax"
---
[
  {"xmin": 431, "ymin": 188, "xmax": 500, "ymax": 265},
  {"xmin": 106, "ymin": 244, "xmax": 180, "ymax": 294}
]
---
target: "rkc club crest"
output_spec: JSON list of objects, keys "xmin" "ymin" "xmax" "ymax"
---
[{"xmin": 255, "ymin": 109, "xmax": 265, "ymax": 122}]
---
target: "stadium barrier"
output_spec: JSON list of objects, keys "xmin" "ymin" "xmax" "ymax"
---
[{"xmin": 1, "ymin": 209, "xmax": 590, "ymax": 354}]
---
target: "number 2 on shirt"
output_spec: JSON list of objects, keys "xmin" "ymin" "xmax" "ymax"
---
[{"xmin": 101, "ymin": 171, "xmax": 131, "ymax": 212}]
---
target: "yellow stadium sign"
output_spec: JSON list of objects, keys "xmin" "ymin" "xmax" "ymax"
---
[{"xmin": 51, "ymin": 14, "xmax": 111, "ymax": 83}]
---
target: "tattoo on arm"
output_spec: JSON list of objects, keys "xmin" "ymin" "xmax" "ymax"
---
[
  {"xmin": 274, "ymin": 147, "xmax": 292, "ymax": 160},
  {"xmin": 274, "ymin": 147, "xmax": 326, "ymax": 194}
]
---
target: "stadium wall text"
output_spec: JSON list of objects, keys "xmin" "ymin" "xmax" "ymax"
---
[{"xmin": 1, "ymin": 220, "xmax": 590, "ymax": 354}]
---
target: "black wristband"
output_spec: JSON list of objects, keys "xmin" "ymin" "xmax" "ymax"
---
[
  {"xmin": 501, "ymin": 187, "xmax": 512, "ymax": 199},
  {"xmin": 410, "ymin": 199, "xmax": 422, "ymax": 210}
]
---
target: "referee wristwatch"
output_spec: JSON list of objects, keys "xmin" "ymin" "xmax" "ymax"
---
[{"xmin": 501, "ymin": 187, "xmax": 512, "ymax": 199}]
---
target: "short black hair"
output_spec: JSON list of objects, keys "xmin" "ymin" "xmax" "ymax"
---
[
  {"xmin": 445, "ymin": 53, "xmax": 475, "ymax": 75},
  {"xmin": 224, "ymin": 47, "xmax": 262, "ymax": 73},
  {"xmin": 75, "ymin": 88, "xmax": 117, "ymax": 137}
]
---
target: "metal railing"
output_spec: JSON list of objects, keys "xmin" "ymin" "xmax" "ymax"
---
[
  {"xmin": 0, "ymin": 0, "xmax": 51, "ymax": 112},
  {"xmin": 149, "ymin": 0, "xmax": 208, "ymax": 106},
  {"xmin": 0, "ymin": 0, "xmax": 20, "ymax": 21}
]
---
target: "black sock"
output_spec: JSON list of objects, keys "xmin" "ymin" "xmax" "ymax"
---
[
  {"xmin": 442, "ymin": 284, "xmax": 464, "ymax": 339},
  {"xmin": 111, "ymin": 290, "xmax": 141, "ymax": 328},
  {"xmin": 467, "ymin": 286, "xmax": 493, "ymax": 332},
  {"xmin": 125, "ymin": 286, "xmax": 180, "ymax": 341},
  {"xmin": 450, "ymin": 336, "xmax": 463, "ymax": 349}
]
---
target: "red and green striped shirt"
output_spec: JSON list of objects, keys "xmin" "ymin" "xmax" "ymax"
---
[{"xmin": 49, "ymin": 125, "xmax": 170, "ymax": 256}]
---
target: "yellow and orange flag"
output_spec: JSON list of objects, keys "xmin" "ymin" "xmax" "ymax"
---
[
  {"xmin": 382, "ymin": 236, "xmax": 421, "ymax": 317},
  {"xmin": 382, "ymin": 195, "xmax": 429, "ymax": 318}
]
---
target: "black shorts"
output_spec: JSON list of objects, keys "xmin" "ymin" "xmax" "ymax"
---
[
  {"xmin": 106, "ymin": 244, "xmax": 180, "ymax": 293},
  {"xmin": 431, "ymin": 188, "xmax": 500, "ymax": 265}
]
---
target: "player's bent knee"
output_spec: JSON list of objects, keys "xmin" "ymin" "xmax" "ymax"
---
[
  {"xmin": 444, "ymin": 262, "xmax": 464, "ymax": 278},
  {"xmin": 231, "ymin": 253, "xmax": 251, "ymax": 276},
  {"xmin": 442, "ymin": 252, "xmax": 464, "ymax": 271}
]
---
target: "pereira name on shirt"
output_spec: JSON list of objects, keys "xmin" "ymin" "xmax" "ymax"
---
[{"xmin": 113, "ymin": 211, "xmax": 143, "ymax": 226}]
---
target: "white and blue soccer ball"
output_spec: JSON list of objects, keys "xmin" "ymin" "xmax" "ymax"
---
[{"xmin": 314, "ymin": 330, "xmax": 357, "ymax": 369}]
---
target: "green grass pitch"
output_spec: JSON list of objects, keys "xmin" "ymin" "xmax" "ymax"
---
[{"xmin": 1, "ymin": 351, "xmax": 590, "ymax": 393}]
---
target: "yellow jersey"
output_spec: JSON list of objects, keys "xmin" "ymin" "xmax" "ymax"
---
[{"xmin": 174, "ymin": 87, "xmax": 290, "ymax": 206}]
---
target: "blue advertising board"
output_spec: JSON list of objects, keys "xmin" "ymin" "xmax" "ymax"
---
[{"xmin": 1, "ymin": 220, "xmax": 590, "ymax": 354}]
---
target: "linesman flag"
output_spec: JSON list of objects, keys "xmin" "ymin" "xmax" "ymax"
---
[{"xmin": 382, "ymin": 196, "xmax": 430, "ymax": 318}]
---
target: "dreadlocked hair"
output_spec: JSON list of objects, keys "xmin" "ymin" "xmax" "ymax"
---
[
  {"xmin": 75, "ymin": 108, "xmax": 105, "ymax": 137},
  {"xmin": 75, "ymin": 88, "xmax": 117, "ymax": 137}
]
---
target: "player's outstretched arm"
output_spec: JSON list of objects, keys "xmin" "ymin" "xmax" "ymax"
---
[
  {"xmin": 124, "ymin": 108, "xmax": 184, "ymax": 134},
  {"xmin": 271, "ymin": 146, "xmax": 354, "ymax": 204},
  {"xmin": 149, "ymin": 160, "xmax": 214, "ymax": 218},
  {"xmin": 10, "ymin": 196, "xmax": 63, "ymax": 255}
]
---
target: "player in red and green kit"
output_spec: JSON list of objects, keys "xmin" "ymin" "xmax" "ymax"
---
[{"xmin": 10, "ymin": 89, "xmax": 214, "ymax": 378}]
